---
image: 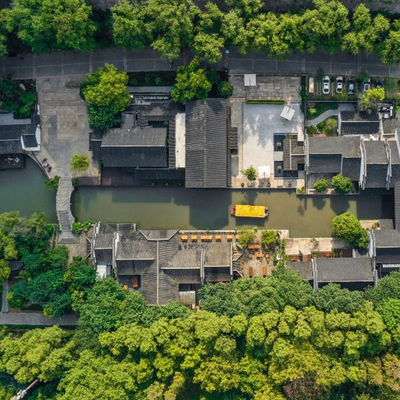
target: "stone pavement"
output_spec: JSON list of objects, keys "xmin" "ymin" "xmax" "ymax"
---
[
  {"xmin": 1, "ymin": 47, "xmax": 400, "ymax": 79},
  {"xmin": 57, "ymin": 177, "xmax": 78, "ymax": 244}
]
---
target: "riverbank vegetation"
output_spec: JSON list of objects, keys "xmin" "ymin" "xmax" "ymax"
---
[
  {"xmin": 2, "ymin": 267, "xmax": 400, "ymax": 399},
  {"xmin": 3, "ymin": 0, "xmax": 400, "ymax": 66},
  {"xmin": 333, "ymin": 211, "xmax": 370, "ymax": 249}
]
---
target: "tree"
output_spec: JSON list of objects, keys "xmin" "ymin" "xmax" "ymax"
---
[
  {"xmin": 359, "ymin": 87, "xmax": 385, "ymax": 111},
  {"xmin": 111, "ymin": 0, "xmax": 151, "ymax": 52},
  {"xmin": 193, "ymin": 33, "xmax": 224, "ymax": 63},
  {"xmin": 218, "ymin": 81, "xmax": 233, "ymax": 98},
  {"xmin": 377, "ymin": 21, "xmax": 400, "ymax": 65},
  {"xmin": 82, "ymin": 64, "xmax": 131, "ymax": 115},
  {"xmin": 365, "ymin": 270, "xmax": 400, "ymax": 306},
  {"xmin": 312, "ymin": 283, "xmax": 365, "ymax": 313},
  {"xmin": 331, "ymin": 174, "xmax": 353, "ymax": 194},
  {"xmin": 313, "ymin": 179, "xmax": 329, "ymax": 193},
  {"xmin": 261, "ymin": 230, "xmax": 279, "ymax": 248},
  {"xmin": 6, "ymin": 0, "xmax": 96, "ymax": 53},
  {"xmin": 147, "ymin": 0, "xmax": 199, "ymax": 60},
  {"xmin": 71, "ymin": 154, "xmax": 89, "ymax": 174},
  {"xmin": 0, "ymin": 326, "xmax": 71, "ymax": 383},
  {"xmin": 341, "ymin": 5, "xmax": 389, "ymax": 55},
  {"xmin": 241, "ymin": 165, "xmax": 257, "ymax": 182},
  {"xmin": 302, "ymin": 0, "xmax": 350, "ymax": 53},
  {"xmin": 0, "ymin": 10, "xmax": 8, "ymax": 56},
  {"xmin": 171, "ymin": 60, "xmax": 212, "ymax": 104},
  {"xmin": 332, "ymin": 211, "xmax": 369, "ymax": 249}
]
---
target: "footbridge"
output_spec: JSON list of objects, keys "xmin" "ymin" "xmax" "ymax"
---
[{"xmin": 56, "ymin": 176, "xmax": 78, "ymax": 243}]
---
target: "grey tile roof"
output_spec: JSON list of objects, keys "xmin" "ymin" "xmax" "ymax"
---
[
  {"xmin": 374, "ymin": 229, "xmax": 400, "ymax": 248},
  {"xmin": 383, "ymin": 118, "xmax": 400, "ymax": 135},
  {"xmin": 95, "ymin": 249, "xmax": 113, "ymax": 265},
  {"xmin": 342, "ymin": 158, "xmax": 361, "ymax": 181},
  {"xmin": 316, "ymin": 258, "xmax": 374, "ymax": 283},
  {"xmin": 139, "ymin": 230, "xmax": 177, "ymax": 240},
  {"xmin": 379, "ymin": 219, "xmax": 394, "ymax": 229},
  {"xmin": 204, "ymin": 244, "xmax": 231, "ymax": 267},
  {"xmin": 376, "ymin": 248, "xmax": 400, "ymax": 264},
  {"xmin": 185, "ymin": 99, "xmax": 229, "ymax": 188},
  {"xmin": 283, "ymin": 138, "xmax": 305, "ymax": 171},
  {"xmin": 0, "ymin": 125, "xmax": 26, "ymax": 154},
  {"xmin": 116, "ymin": 237, "xmax": 155, "ymax": 261},
  {"xmin": 94, "ymin": 233, "xmax": 113, "ymax": 249},
  {"xmin": 22, "ymin": 134, "xmax": 37, "ymax": 148},
  {"xmin": 365, "ymin": 141, "xmax": 388, "ymax": 164},
  {"xmin": 365, "ymin": 164, "xmax": 388, "ymax": 189},
  {"xmin": 101, "ymin": 126, "xmax": 167, "ymax": 168},
  {"xmin": 102, "ymin": 126, "xmax": 167, "ymax": 147},
  {"xmin": 341, "ymin": 111, "xmax": 379, "ymax": 122},
  {"xmin": 341, "ymin": 122, "xmax": 380, "ymax": 135},
  {"xmin": 164, "ymin": 248, "xmax": 201, "ymax": 269},
  {"xmin": 308, "ymin": 154, "xmax": 341, "ymax": 174},
  {"xmin": 308, "ymin": 136, "xmax": 360, "ymax": 158},
  {"xmin": 286, "ymin": 261, "xmax": 313, "ymax": 281}
]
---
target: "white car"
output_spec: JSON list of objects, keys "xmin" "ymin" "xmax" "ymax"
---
[
  {"xmin": 322, "ymin": 76, "xmax": 330, "ymax": 95},
  {"xmin": 363, "ymin": 78, "xmax": 371, "ymax": 93},
  {"xmin": 336, "ymin": 76, "xmax": 343, "ymax": 93}
]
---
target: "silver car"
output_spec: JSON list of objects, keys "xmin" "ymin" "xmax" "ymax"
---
[
  {"xmin": 323, "ymin": 76, "xmax": 330, "ymax": 95},
  {"xmin": 363, "ymin": 78, "xmax": 371, "ymax": 93}
]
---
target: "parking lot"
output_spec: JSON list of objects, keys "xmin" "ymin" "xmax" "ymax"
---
[{"xmin": 309, "ymin": 75, "xmax": 384, "ymax": 100}]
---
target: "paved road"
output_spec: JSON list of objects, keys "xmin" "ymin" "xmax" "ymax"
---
[
  {"xmin": 0, "ymin": 312, "xmax": 78, "ymax": 326},
  {"xmin": 1, "ymin": 47, "xmax": 400, "ymax": 79}
]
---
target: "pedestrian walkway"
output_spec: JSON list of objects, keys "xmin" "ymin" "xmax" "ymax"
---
[
  {"xmin": 0, "ymin": 312, "xmax": 77, "ymax": 326},
  {"xmin": 306, "ymin": 109, "xmax": 339, "ymax": 127},
  {"xmin": 57, "ymin": 177, "xmax": 78, "ymax": 243},
  {"xmin": 2, "ymin": 281, "xmax": 8, "ymax": 313}
]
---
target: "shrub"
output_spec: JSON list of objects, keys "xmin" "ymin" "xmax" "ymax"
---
[
  {"xmin": 332, "ymin": 174, "xmax": 353, "ymax": 194},
  {"xmin": 238, "ymin": 228, "xmax": 256, "ymax": 248},
  {"xmin": 261, "ymin": 230, "xmax": 278, "ymax": 248},
  {"xmin": 241, "ymin": 165, "xmax": 257, "ymax": 181},
  {"xmin": 45, "ymin": 176, "xmax": 60, "ymax": 191},
  {"xmin": 307, "ymin": 125, "xmax": 319, "ymax": 134},
  {"xmin": 218, "ymin": 81, "xmax": 233, "ymax": 98},
  {"xmin": 313, "ymin": 179, "xmax": 329, "ymax": 192}
]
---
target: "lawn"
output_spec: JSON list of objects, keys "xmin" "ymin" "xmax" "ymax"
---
[
  {"xmin": 307, "ymin": 102, "xmax": 338, "ymax": 120},
  {"xmin": 317, "ymin": 116, "xmax": 338, "ymax": 135}
]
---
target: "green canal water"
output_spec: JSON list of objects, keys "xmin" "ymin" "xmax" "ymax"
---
[{"xmin": 0, "ymin": 158, "xmax": 394, "ymax": 238}]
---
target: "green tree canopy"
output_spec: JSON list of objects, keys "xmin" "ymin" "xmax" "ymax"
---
[
  {"xmin": 359, "ymin": 87, "xmax": 385, "ymax": 111},
  {"xmin": 313, "ymin": 179, "xmax": 329, "ymax": 193},
  {"xmin": 331, "ymin": 174, "xmax": 353, "ymax": 194},
  {"xmin": 342, "ymin": 5, "xmax": 389, "ymax": 54},
  {"xmin": 111, "ymin": 0, "xmax": 151, "ymax": 51},
  {"xmin": 313, "ymin": 283, "xmax": 365, "ymax": 313},
  {"xmin": 332, "ymin": 211, "xmax": 369, "ymax": 249},
  {"xmin": 6, "ymin": 0, "xmax": 96, "ymax": 53},
  {"xmin": 82, "ymin": 64, "xmax": 131, "ymax": 115},
  {"xmin": 171, "ymin": 60, "xmax": 212, "ymax": 104}
]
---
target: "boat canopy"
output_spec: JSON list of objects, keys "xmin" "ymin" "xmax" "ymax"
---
[{"xmin": 234, "ymin": 205, "xmax": 266, "ymax": 218}]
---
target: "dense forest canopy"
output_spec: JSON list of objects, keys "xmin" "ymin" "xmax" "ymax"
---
[
  {"xmin": 2, "ymin": 267, "xmax": 400, "ymax": 399},
  {"xmin": 2, "ymin": 0, "xmax": 400, "ymax": 64}
]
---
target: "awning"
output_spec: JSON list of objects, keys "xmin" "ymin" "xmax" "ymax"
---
[
  {"xmin": 280, "ymin": 105, "xmax": 295, "ymax": 121},
  {"xmin": 258, "ymin": 166, "xmax": 270, "ymax": 179}
]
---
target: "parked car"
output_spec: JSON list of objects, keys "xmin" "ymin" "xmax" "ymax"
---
[
  {"xmin": 348, "ymin": 77, "xmax": 355, "ymax": 95},
  {"xmin": 376, "ymin": 79, "xmax": 383, "ymax": 89},
  {"xmin": 322, "ymin": 76, "xmax": 330, "ymax": 95},
  {"xmin": 336, "ymin": 76, "xmax": 343, "ymax": 93},
  {"xmin": 363, "ymin": 78, "xmax": 371, "ymax": 93}
]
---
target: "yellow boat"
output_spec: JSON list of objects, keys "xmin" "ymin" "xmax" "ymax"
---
[{"xmin": 230, "ymin": 205, "xmax": 269, "ymax": 218}]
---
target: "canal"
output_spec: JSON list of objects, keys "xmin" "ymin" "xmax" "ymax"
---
[{"xmin": 0, "ymin": 158, "xmax": 394, "ymax": 238}]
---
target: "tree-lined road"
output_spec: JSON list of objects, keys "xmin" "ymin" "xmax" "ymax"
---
[{"xmin": 1, "ymin": 47, "xmax": 400, "ymax": 79}]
